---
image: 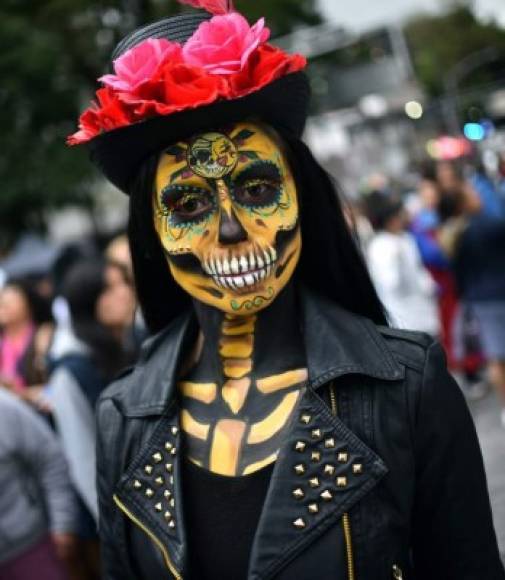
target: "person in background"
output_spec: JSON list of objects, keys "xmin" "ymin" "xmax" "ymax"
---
[
  {"xmin": 452, "ymin": 204, "xmax": 505, "ymax": 427},
  {"xmin": 0, "ymin": 388, "xmax": 76, "ymax": 580},
  {"xmin": 41, "ymin": 260, "xmax": 129, "ymax": 580},
  {"xmin": 0, "ymin": 278, "xmax": 52, "ymax": 391},
  {"xmin": 366, "ymin": 193, "xmax": 439, "ymax": 335},
  {"xmin": 105, "ymin": 234, "xmax": 133, "ymax": 279},
  {"xmin": 411, "ymin": 166, "xmax": 458, "ymax": 368},
  {"xmin": 469, "ymin": 161, "xmax": 505, "ymax": 219}
]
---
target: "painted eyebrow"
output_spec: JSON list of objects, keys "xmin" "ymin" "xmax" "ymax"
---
[{"xmin": 234, "ymin": 161, "xmax": 282, "ymax": 186}]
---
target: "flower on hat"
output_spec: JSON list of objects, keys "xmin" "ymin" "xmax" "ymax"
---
[
  {"xmin": 68, "ymin": 8, "xmax": 305, "ymax": 145},
  {"xmin": 177, "ymin": 0, "xmax": 233, "ymax": 15},
  {"xmin": 99, "ymin": 39, "xmax": 182, "ymax": 93},
  {"xmin": 183, "ymin": 13, "xmax": 270, "ymax": 75}
]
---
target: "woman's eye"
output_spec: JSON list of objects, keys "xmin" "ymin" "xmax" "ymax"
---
[
  {"xmin": 161, "ymin": 188, "xmax": 215, "ymax": 225},
  {"xmin": 174, "ymin": 194, "xmax": 212, "ymax": 218},
  {"xmin": 236, "ymin": 180, "xmax": 279, "ymax": 206}
]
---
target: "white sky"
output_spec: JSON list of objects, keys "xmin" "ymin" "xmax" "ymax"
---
[{"xmin": 317, "ymin": 0, "xmax": 505, "ymax": 31}]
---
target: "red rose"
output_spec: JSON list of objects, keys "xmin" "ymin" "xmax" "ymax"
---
[
  {"xmin": 94, "ymin": 88, "xmax": 133, "ymax": 131},
  {"xmin": 67, "ymin": 109, "xmax": 101, "ymax": 145},
  {"xmin": 230, "ymin": 44, "xmax": 306, "ymax": 97}
]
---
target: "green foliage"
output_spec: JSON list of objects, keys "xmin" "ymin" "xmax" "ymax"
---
[
  {"xmin": 0, "ymin": 0, "xmax": 321, "ymax": 249},
  {"xmin": 404, "ymin": 5, "xmax": 505, "ymax": 97}
]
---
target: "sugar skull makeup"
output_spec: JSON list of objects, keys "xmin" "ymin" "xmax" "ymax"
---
[{"xmin": 153, "ymin": 122, "xmax": 301, "ymax": 315}]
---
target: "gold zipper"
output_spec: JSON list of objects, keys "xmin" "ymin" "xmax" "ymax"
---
[
  {"xmin": 113, "ymin": 494, "xmax": 183, "ymax": 580},
  {"xmin": 329, "ymin": 382, "xmax": 356, "ymax": 580}
]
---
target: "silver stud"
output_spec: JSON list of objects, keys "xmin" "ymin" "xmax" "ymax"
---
[
  {"xmin": 155, "ymin": 502, "xmax": 162, "ymax": 512},
  {"xmin": 171, "ymin": 426, "xmax": 178, "ymax": 436},
  {"xmin": 165, "ymin": 442, "xmax": 173, "ymax": 452},
  {"xmin": 324, "ymin": 438, "xmax": 335, "ymax": 449},
  {"xmin": 311, "ymin": 428, "xmax": 322, "ymax": 439},
  {"xmin": 295, "ymin": 441, "xmax": 306, "ymax": 452},
  {"xmin": 324, "ymin": 464, "xmax": 335, "ymax": 476},
  {"xmin": 300, "ymin": 414, "xmax": 311, "ymax": 425},
  {"xmin": 155, "ymin": 476, "xmax": 164, "ymax": 486},
  {"xmin": 308, "ymin": 503, "xmax": 319, "ymax": 514},
  {"xmin": 133, "ymin": 480, "xmax": 142, "ymax": 490},
  {"xmin": 164, "ymin": 510, "xmax": 172, "ymax": 521},
  {"xmin": 311, "ymin": 451, "xmax": 321, "ymax": 463},
  {"xmin": 353, "ymin": 464, "xmax": 363, "ymax": 475},
  {"xmin": 144, "ymin": 465, "xmax": 153, "ymax": 475},
  {"xmin": 165, "ymin": 463, "xmax": 173, "ymax": 473},
  {"xmin": 164, "ymin": 490, "xmax": 172, "ymax": 499},
  {"xmin": 292, "ymin": 487, "xmax": 305, "ymax": 500},
  {"xmin": 320, "ymin": 489, "xmax": 333, "ymax": 501},
  {"xmin": 169, "ymin": 498, "xmax": 175, "ymax": 508},
  {"xmin": 336, "ymin": 476, "xmax": 347, "ymax": 488},
  {"xmin": 168, "ymin": 520, "xmax": 176, "ymax": 529},
  {"xmin": 152, "ymin": 452, "xmax": 163, "ymax": 463},
  {"xmin": 170, "ymin": 447, "xmax": 177, "ymax": 456},
  {"xmin": 294, "ymin": 464, "xmax": 306, "ymax": 475},
  {"xmin": 293, "ymin": 518, "xmax": 306, "ymax": 529},
  {"xmin": 338, "ymin": 452, "xmax": 348, "ymax": 463},
  {"xmin": 145, "ymin": 488, "xmax": 154, "ymax": 498},
  {"xmin": 309, "ymin": 477, "xmax": 320, "ymax": 488}
]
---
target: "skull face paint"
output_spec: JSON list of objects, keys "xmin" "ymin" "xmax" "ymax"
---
[{"xmin": 153, "ymin": 122, "xmax": 301, "ymax": 315}]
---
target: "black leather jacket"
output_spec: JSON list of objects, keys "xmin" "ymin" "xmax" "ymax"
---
[{"xmin": 96, "ymin": 290, "xmax": 504, "ymax": 580}]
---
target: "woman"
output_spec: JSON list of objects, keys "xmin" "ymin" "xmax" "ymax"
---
[
  {"xmin": 45, "ymin": 260, "xmax": 128, "ymax": 580},
  {"xmin": 69, "ymin": 2, "xmax": 504, "ymax": 579},
  {"xmin": 0, "ymin": 278, "xmax": 51, "ymax": 391}
]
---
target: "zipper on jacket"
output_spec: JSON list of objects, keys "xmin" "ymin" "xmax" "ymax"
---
[
  {"xmin": 113, "ymin": 494, "xmax": 182, "ymax": 580},
  {"xmin": 329, "ymin": 383, "xmax": 356, "ymax": 580}
]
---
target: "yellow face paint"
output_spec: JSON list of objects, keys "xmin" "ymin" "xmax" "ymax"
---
[{"xmin": 153, "ymin": 122, "xmax": 301, "ymax": 315}]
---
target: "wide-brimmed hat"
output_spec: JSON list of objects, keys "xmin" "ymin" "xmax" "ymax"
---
[{"xmin": 68, "ymin": 2, "xmax": 310, "ymax": 193}]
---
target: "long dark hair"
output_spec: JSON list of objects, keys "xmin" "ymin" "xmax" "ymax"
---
[
  {"xmin": 128, "ymin": 131, "xmax": 387, "ymax": 334},
  {"xmin": 62, "ymin": 260, "xmax": 125, "ymax": 379}
]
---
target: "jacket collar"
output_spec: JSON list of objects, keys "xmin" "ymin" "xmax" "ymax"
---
[{"xmin": 111, "ymin": 286, "xmax": 403, "ymax": 417}]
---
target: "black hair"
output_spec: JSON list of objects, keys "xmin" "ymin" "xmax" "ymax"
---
[
  {"xmin": 62, "ymin": 260, "xmax": 126, "ymax": 379},
  {"xmin": 3, "ymin": 277, "xmax": 53, "ymax": 326},
  {"xmin": 128, "ymin": 131, "xmax": 387, "ymax": 334}
]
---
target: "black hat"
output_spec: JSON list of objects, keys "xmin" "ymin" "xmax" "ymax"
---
[{"xmin": 70, "ymin": 10, "xmax": 310, "ymax": 193}]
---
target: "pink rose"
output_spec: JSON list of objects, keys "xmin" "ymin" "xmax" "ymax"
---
[
  {"xmin": 99, "ymin": 38, "xmax": 182, "ymax": 92},
  {"xmin": 178, "ymin": 0, "xmax": 233, "ymax": 15},
  {"xmin": 183, "ymin": 13, "xmax": 270, "ymax": 75}
]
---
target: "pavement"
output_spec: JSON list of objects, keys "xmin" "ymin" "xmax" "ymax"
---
[{"xmin": 469, "ymin": 389, "xmax": 505, "ymax": 561}]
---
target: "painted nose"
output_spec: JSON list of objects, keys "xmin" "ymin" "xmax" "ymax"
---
[{"xmin": 218, "ymin": 209, "xmax": 248, "ymax": 245}]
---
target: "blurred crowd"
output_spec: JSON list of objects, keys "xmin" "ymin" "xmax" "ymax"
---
[
  {"xmin": 357, "ymin": 152, "xmax": 505, "ymax": 421},
  {"xmin": 0, "ymin": 153, "xmax": 505, "ymax": 578},
  {"xmin": 0, "ymin": 235, "xmax": 140, "ymax": 580}
]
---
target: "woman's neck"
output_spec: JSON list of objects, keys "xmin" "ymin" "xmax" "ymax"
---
[{"xmin": 192, "ymin": 281, "xmax": 305, "ymax": 386}]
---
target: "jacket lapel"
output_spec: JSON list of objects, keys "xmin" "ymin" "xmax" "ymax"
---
[
  {"xmin": 113, "ymin": 407, "xmax": 186, "ymax": 578},
  {"xmin": 248, "ymin": 387, "xmax": 388, "ymax": 580}
]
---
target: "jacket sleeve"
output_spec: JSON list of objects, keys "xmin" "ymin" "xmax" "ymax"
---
[
  {"xmin": 411, "ymin": 341, "xmax": 505, "ymax": 580},
  {"xmin": 4, "ymin": 392, "xmax": 77, "ymax": 534},
  {"xmin": 96, "ymin": 397, "xmax": 132, "ymax": 580}
]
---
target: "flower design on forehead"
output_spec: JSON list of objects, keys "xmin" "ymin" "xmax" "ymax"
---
[{"xmin": 165, "ymin": 127, "xmax": 259, "ymax": 183}]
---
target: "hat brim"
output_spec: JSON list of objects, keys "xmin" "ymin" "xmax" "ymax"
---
[{"xmin": 88, "ymin": 72, "xmax": 310, "ymax": 194}]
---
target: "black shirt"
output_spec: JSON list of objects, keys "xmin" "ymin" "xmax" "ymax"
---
[{"xmin": 182, "ymin": 459, "xmax": 274, "ymax": 580}]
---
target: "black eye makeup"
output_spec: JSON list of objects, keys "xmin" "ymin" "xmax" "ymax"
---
[
  {"xmin": 233, "ymin": 161, "xmax": 283, "ymax": 209},
  {"xmin": 160, "ymin": 184, "xmax": 217, "ymax": 227}
]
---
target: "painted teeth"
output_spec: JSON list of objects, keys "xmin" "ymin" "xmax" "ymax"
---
[
  {"xmin": 230, "ymin": 257, "xmax": 240, "ymax": 275},
  {"xmin": 207, "ymin": 248, "xmax": 278, "ymax": 285}
]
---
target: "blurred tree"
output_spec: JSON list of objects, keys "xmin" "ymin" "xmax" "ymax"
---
[
  {"xmin": 404, "ymin": 3, "xmax": 505, "ymax": 97},
  {"xmin": 0, "ymin": 0, "xmax": 320, "ymax": 250}
]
